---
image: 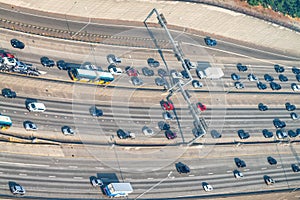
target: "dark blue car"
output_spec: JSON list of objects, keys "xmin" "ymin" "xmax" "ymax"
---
[{"xmin": 204, "ymin": 36, "xmax": 217, "ymax": 46}]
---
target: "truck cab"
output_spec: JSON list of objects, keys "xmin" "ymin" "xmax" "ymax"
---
[{"xmin": 103, "ymin": 183, "xmax": 133, "ymax": 197}]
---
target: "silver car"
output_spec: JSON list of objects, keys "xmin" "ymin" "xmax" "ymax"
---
[{"xmin": 23, "ymin": 121, "xmax": 38, "ymax": 131}]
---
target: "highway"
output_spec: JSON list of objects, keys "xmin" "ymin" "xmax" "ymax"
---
[{"xmin": 0, "ymin": 6, "xmax": 299, "ymax": 200}]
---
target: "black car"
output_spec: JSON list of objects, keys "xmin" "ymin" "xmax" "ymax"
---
[
  {"xmin": 155, "ymin": 77, "xmax": 166, "ymax": 86},
  {"xmin": 158, "ymin": 121, "xmax": 170, "ymax": 130},
  {"xmin": 257, "ymin": 82, "xmax": 267, "ymax": 90},
  {"xmin": 292, "ymin": 66, "xmax": 300, "ymax": 74},
  {"xmin": 296, "ymin": 128, "xmax": 300, "ymax": 136},
  {"xmin": 258, "ymin": 103, "xmax": 268, "ymax": 111},
  {"xmin": 278, "ymin": 74, "xmax": 288, "ymax": 82},
  {"xmin": 238, "ymin": 129, "xmax": 250, "ymax": 139},
  {"xmin": 264, "ymin": 74, "xmax": 274, "ymax": 82},
  {"xmin": 89, "ymin": 106, "xmax": 103, "ymax": 117},
  {"xmin": 267, "ymin": 156, "xmax": 277, "ymax": 165},
  {"xmin": 290, "ymin": 112, "xmax": 299, "ymax": 120},
  {"xmin": 142, "ymin": 67, "xmax": 154, "ymax": 76},
  {"xmin": 183, "ymin": 59, "xmax": 196, "ymax": 69},
  {"xmin": 210, "ymin": 130, "xmax": 222, "ymax": 138},
  {"xmin": 176, "ymin": 162, "xmax": 190, "ymax": 174},
  {"xmin": 273, "ymin": 118, "xmax": 286, "ymax": 129},
  {"xmin": 296, "ymin": 74, "xmax": 300, "ymax": 82},
  {"xmin": 40, "ymin": 56, "xmax": 55, "ymax": 67},
  {"xmin": 291, "ymin": 164, "xmax": 300, "ymax": 172},
  {"xmin": 270, "ymin": 82, "xmax": 281, "ymax": 90},
  {"xmin": 158, "ymin": 68, "xmax": 167, "ymax": 77},
  {"xmin": 116, "ymin": 129, "xmax": 133, "ymax": 139},
  {"xmin": 235, "ymin": 81, "xmax": 244, "ymax": 89},
  {"xmin": 56, "ymin": 60, "xmax": 66, "ymax": 70},
  {"xmin": 236, "ymin": 63, "xmax": 248, "ymax": 72},
  {"xmin": 231, "ymin": 73, "xmax": 240, "ymax": 81},
  {"xmin": 204, "ymin": 36, "xmax": 217, "ymax": 46},
  {"xmin": 234, "ymin": 158, "xmax": 246, "ymax": 168},
  {"xmin": 2, "ymin": 88, "xmax": 16, "ymax": 98},
  {"xmin": 274, "ymin": 64, "xmax": 284, "ymax": 73},
  {"xmin": 147, "ymin": 58, "xmax": 160, "ymax": 68},
  {"xmin": 10, "ymin": 39, "xmax": 25, "ymax": 49},
  {"xmin": 285, "ymin": 102, "xmax": 296, "ymax": 111},
  {"xmin": 181, "ymin": 70, "xmax": 189, "ymax": 79},
  {"xmin": 288, "ymin": 130, "xmax": 298, "ymax": 138},
  {"xmin": 262, "ymin": 129, "xmax": 273, "ymax": 138}
]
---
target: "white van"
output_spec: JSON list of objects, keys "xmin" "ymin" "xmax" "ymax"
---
[{"xmin": 27, "ymin": 102, "xmax": 46, "ymax": 112}]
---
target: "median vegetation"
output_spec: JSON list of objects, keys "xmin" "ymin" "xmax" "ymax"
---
[{"xmin": 246, "ymin": 0, "xmax": 300, "ymax": 18}]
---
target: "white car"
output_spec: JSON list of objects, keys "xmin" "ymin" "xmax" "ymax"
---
[
  {"xmin": 291, "ymin": 83, "xmax": 300, "ymax": 91},
  {"xmin": 91, "ymin": 178, "xmax": 103, "ymax": 187},
  {"xmin": 24, "ymin": 121, "xmax": 38, "ymax": 131},
  {"xmin": 202, "ymin": 182, "xmax": 213, "ymax": 192},
  {"xmin": 192, "ymin": 80, "xmax": 203, "ymax": 88},
  {"xmin": 26, "ymin": 102, "xmax": 46, "ymax": 112},
  {"xmin": 142, "ymin": 126, "xmax": 154, "ymax": 136},
  {"xmin": 10, "ymin": 184, "xmax": 25, "ymax": 195},
  {"xmin": 109, "ymin": 66, "xmax": 122, "ymax": 75},
  {"xmin": 3, "ymin": 57, "xmax": 17, "ymax": 67},
  {"xmin": 171, "ymin": 71, "xmax": 183, "ymax": 79},
  {"xmin": 162, "ymin": 111, "xmax": 175, "ymax": 120},
  {"xmin": 233, "ymin": 170, "xmax": 244, "ymax": 178}
]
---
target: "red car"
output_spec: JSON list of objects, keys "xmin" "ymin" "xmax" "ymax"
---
[
  {"xmin": 197, "ymin": 102, "xmax": 207, "ymax": 111},
  {"xmin": 126, "ymin": 67, "xmax": 138, "ymax": 76},
  {"xmin": 160, "ymin": 100, "xmax": 174, "ymax": 111},
  {"xmin": 165, "ymin": 130, "xmax": 177, "ymax": 140},
  {"xmin": 0, "ymin": 52, "xmax": 15, "ymax": 58}
]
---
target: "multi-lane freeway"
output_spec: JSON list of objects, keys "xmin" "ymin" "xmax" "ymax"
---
[{"xmin": 0, "ymin": 5, "xmax": 299, "ymax": 200}]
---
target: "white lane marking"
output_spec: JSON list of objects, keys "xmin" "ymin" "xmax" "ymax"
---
[
  {"xmin": 68, "ymin": 166, "xmax": 78, "ymax": 168},
  {"xmin": 95, "ymin": 167, "xmax": 104, "ymax": 170},
  {"xmin": 48, "ymin": 175, "xmax": 56, "ymax": 178},
  {"xmin": 188, "ymin": 174, "xmax": 195, "ymax": 177},
  {"xmin": 73, "ymin": 177, "xmax": 83, "ymax": 179},
  {"xmin": 147, "ymin": 178, "xmax": 153, "ymax": 180},
  {"xmin": 261, "ymin": 167, "xmax": 267, "ymax": 170},
  {"xmin": 19, "ymin": 173, "xmax": 27, "ymax": 176},
  {"xmin": 277, "ymin": 166, "xmax": 282, "ymax": 169},
  {"xmin": 244, "ymin": 169, "xmax": 250, "ymax": 171},
  {"xmin": 0, "ymin": 161, "xmax": 49, "ymax": 168},
  {"xmin": 227, "ymin": 170, "xmax": 232, "ymax": 173},
  {"xmin": 208, "ymin": 172, "xmax": 214, "ymax": 175}
]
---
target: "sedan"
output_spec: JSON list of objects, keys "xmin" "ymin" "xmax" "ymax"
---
[
  {"xmin": 210, "ymin": 130, "xmax": 222, "ymax": 138},
  {"xmin": 276, "ymin": 129, "xmax": 288, "ymax": 139},
  {"xmin": 147, "ymin": 58, "xmax": 160, "ymax": 68},
  {"xmin": 238, "ymin": 129, "xmax": 250, "ymax": 139},
  {"xmin": 89, "ymin": 106, "xmax": 103, "ymax": 117},
  {"xmin": 91, "ymin": 178, "xmax": 103, "ymax": 187},
  {"xmin": 288, "ymin": 130, "xmax": 298, "ymax": 138},
  {"xmin": 291, "ymin": 164, "xmax": 300, "ymax": 172},
  {"xmin": 264, "ymin": 175, "xmax": 275, "ymax": 185},
  {"xmin": 165, "ymin": 130, "xmax": 177, "ymax": 139},
  {"xmin": 158, "ymin": 68, "xmax": 167, "ymax": 77},
  {"xmin": 233, "ymin": 170, "xmax": 244, "ymax": 178},
  {"xmin": 264, "ymin": 74, "xmax": 274, "ymax": 82},
  {"xmin": 296, "ymin": 74, "xmax": 300, "ymax": 82},
  {"xmin": 160, "ymin": 100, "xmax": 174, "ymax": 111},
  {"xmin": 125, "ymin": 67, "xmax": 139, "ymax": 76},
  {"xmin": 131, "ymin": 77, "xmax": 143, "ymax": 86},
  {"xmin": 142, "ymin": 67, "xmax": 154, "ymax": 76},
  {"xmin": 40, "ymin": 56, "xmax": 55, "ymax": 67},
  {"xmin": 257, "ymin": 81, "xmax": 267, "ymax": 90},
  {"xmin": 158, "ymin": 121, "xmax": 170, "ymax": 130},
  {"xmin": 175, "ymin": 162, "xmax": 190, "ymax": 174},
  {"xmin": 270, "ymin": 82, "xmax": 281, "ymax": 90},
  {"xmin": 61, "ymin": 126, "xmax": 75, "ymax": 136},
  {"xmin": 267, "ymin": 156, "xmax": 277, "ymax": 165},
  {"xmin": 291, "ymin": 83, "xmax": 300, "ymax": 91},
  {"xmin": 248, "ymin": 73, "xmax": 257, "ymax": 81},
  {"xmin": 231, "ymin": 73, "xmax": 240, "ymax": 81},
  {"xmin": 290, "ymin": 112, "xmax": 299, "ymax": 120},
  {"xmin": 278, "ymin": 74, "xmax": 288, "ymax": 82},
  {"xmin": 197, "ymin": 102, "xmax": 207, "ymax": 111},
  {"xmin": 10, "ymin": 183, "xmax": 25, "ymax": 195},
  {"xmin": 3, "ymin": 57, "xmax": 17, "ymax": 66},
  {"xmin": 10, "ymin": 38, "xmax": 25, "ymax": 49},
  {"xmin": 285, "ymin": 102, "xmax": 296, "ymax": 111},
  {"xmin": 184, "ymin": 58, "xmax": 196, "ymax": 69},
  {"xmin": 274, "ymin": 64, "xmax": 284, "ymax": 73},
  {"xmin": 155, "ymin": 77, "xmax": 166, "ymax": 86},
  {"xmin": 181, "ymin": 70, "xmax": 189, "ymax": 79},
  {"xmin": 258, "ymin": 103, "xmax": 268, "ymax": 111},
  {"xmin": 292, "ymin": 66, "xmax": 300, "ymax": 74},
  {"xmin": 236, "ymin": 63, "xmax": 248, "ymax": 72},
  {"xmin": 262, "ymin": 129, "xmax": 273, "ymax": 138},
  {"xmin": 116, "ymin": 129, "xmax": 135, "ymax": 139},
  {"xmin": 23, "ymin": 121, "xmax": 38, "ymax": 131},
  {"xmin": 202, "ymin": 182, "xmax": 213, "ymax": 192},
  {"xmin": 162, "ymin": 111, "xmax": 175, "ymax": 120},
  {"xmin": 235, "ymin": 158, "xmax": 246, "ymax": 168},
  {"xmin": 273, "ymin": 118, "xmax": 286, "ymax": 129},
  {"xmin": 142, "ymin": 126, "xmax": 154, "ymax": 136},
  {"xmin": 2, "ymin": 88, "xmax": 16, "ymax": 98},
  {"xmin": 235, "ymin": 81, "xmax": 244, "ymax": 89},
  {"xmin": 204, "ymin": 36, "xmax": 217, "ymax": 46},
  {"xmin": 192, "ymin": 80, "xmax": 203, "ymax": 88}
]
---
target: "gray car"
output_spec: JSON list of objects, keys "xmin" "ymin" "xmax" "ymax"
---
[{"xmin": 131, "ymin": 77, "xmax": 143, "ymax": 86}]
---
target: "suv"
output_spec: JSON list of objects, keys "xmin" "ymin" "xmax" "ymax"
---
[
  {"xmin": 258, "ymin": 103, "xmax": 268, "ymax": 111},
  {"xmin": 40, "ymin": 56, "xmax": 55, "ymax": 67},
  {"xmin": 107, "ymin": 54, "xmax": 121, "ymax": 64},
  {"xmin": 158, "ymin": 121, "xmax": 170, "ymax": 130},
  {"xmin": 184, "ymin": 59, "xmax": 196, "ymax": 69},
  {"xmin": 26, "ymin": 102, "xmax": 46, "ymax": 112},
  {"xmin": 238, "ymin": 129, "xmax": 250, "ymax": 139},
  {"xmin": 285, "ymin": 102, "xmax": 296, "ymax": 111},
  {"xmin": 116, "ymin": 129, "xmax": 135, "ymax": 139},
  {"xmin": 10, "ymin": 183, "xmax": 25, "ymax": 195},
  {"xmin": 270, "ymin": 82, "xmax": 281, "ymax": 90},
  {"xmin": 291, "ymin": 164, "xmax": 300, "ymax": 172},
  {"xmin": 10, "ymin": 38, "xmax": 25, "ymax": 49},
  {"xmin": 274, "ymin": 64, "xmax": 284, "ymax": 73},
  {"xmin": 2, "ymin": 88, "xmax": 16, "ymax": 98},
  {"xmin": 273, "ymin": 118, "xmax": 286, "ymax": 129},
  {"xmin": 264, "ymin": 74, "xmax": 274, "ymax": 82}
]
